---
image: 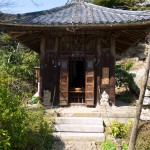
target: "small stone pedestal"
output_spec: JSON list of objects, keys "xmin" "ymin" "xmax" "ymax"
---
[{"xmin": 43, "ymin": 90, "xmax": 51, "ymax": 106}]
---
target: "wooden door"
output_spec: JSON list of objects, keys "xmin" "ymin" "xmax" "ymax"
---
[
  {"xmin": 85, "ymin": 60, "xmax": 95, "ymax": 106},
  {"xmin": 60, "ymin": 60, "xmax": 68, "ymax": 106}
]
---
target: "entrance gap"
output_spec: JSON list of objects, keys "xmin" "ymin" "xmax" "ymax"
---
[{"xmin": 69, "ymin": 60, "xmax": 86, "ymax": 104}]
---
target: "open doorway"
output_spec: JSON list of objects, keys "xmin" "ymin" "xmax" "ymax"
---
[{"xmin": 69, "ymin": 60, "xmax": 86, "ymax": 104}]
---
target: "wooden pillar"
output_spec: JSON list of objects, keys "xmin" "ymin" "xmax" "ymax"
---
[
  {"xmin": 52, "ymin": 37, "xmax": 60, "ymax": 106},
  {"xmin": 40, "ymin": 36, "xmax": 46, "ymax": 101},
  {"xmin": 96, "ymin": 38, "xmax": 101, "ymax": 106},
  {"xmin": 110, "ymin": 36, "xmax": 116, "ymax": 105}
]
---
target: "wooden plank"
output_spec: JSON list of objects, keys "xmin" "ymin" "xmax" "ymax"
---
[
  {"xmin": 102, "ymin": 67, "xmax": 109, "ymax": 85},
  {"xmin": 85, "ymin": 58, "xmax": 95, "ymax": 106},
  {"xmin": 60, "ymin": 58, "xmax": 69, "ymax": 106}
]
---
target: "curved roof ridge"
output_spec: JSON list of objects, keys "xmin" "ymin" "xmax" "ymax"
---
[
  {"xmin": 17, "ymin": 2, "xmax": 150, "ymax": 17},
  {"xmin": 1, "ymin": 1, "xmax": 150, "ymax": 25}
]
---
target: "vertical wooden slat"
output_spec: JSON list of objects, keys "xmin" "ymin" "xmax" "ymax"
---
[
  {"xmin": 60, "ymin": 56, "xmax": 69, "ymax": 106},
  {"xmin": 85, "ymin": 57, "xmax": 95, "ymax": 106},
  {"xmin": 40, "ymin": 36, "xmax": 46, "ymax": 101},
  {"xmin": 96, "ymin": 38, "xmax": 101, "ymax": 106},
  {"xmin": 110, "ymin": 36, "xmax": 116, "ymax": 105},
  {"xmin": 52, "ymin": 37, "xmax": 60, "ymax": 106}
]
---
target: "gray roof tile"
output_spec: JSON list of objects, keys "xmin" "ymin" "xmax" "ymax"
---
[{"xmin": 1, "ymin": 2, "xmax": 150, "ymax": 25}]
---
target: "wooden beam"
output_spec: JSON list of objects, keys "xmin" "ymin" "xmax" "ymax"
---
[
  {"xmin": 40, "ymin": 36, "xmax": 46, "ymax": 101},
  {"xmin": 96, "ymin": 38, "xmax": 102, "ymax": 106},
  {"xmin": 110, "ymin": 36, "xmax": 116, "ymax": 105}
]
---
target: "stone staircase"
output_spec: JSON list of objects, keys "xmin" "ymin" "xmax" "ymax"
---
[{"xmin": 53, "ymin": 117, "xmax": 105, "ymax": 142}]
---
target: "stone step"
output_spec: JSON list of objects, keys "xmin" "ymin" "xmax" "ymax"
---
[
  {"xmin": 57, "ymin": 112, "xmax": 101, "ymax": 117},
  {"xmin": 54, "ymin": 124, "xmax": 104, "ymax": 133},
  {"xmin": 53, "ymin": 132, "xmax": 105, "ymax": 142},
  {"xmin": 55, "ymin": 117, "xmax": 103, "ymax": 125}
]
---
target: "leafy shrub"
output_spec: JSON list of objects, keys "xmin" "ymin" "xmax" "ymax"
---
[
  {"xmin": 115, "ymin": 64, "xmax": 140, "ymax": 96},
  {"xmin": 123, "ymin": 61, "xmax": 133, "ymax": 71},
  {"xmin": 99, "ymin": 139, "xmax": 128, "ymax": 150},
  {"xmin": 24, "ymin": 109, "xmax": 53, "ymax": 150},
  {"xmin": 0, "ymin": 84, "xmax": 27, "ymax": 149},
  {"xmin": 101, "ymin": 139, "xmax": 116, "ymax": 150},
  {"xmin": 122, "ymin": 143, "xmax": 128, "ymax": 150},
  {"xmin": 0, "ymin": 84, "xmax": 53, "ymax": 150},
  {"xmin": 107, "ymin": 120, "xmax": 132, "ymax": 139},
  {"xmin": 107, "ymin": 121, "xmax": 127, "ymax": 139},
  {"xmin": 0, "ymin": 33, "xmax": 39, "ymax": 104},
  {"xmin": 115, "ymin": 64, "xmax": 133, "ymax": 89}
]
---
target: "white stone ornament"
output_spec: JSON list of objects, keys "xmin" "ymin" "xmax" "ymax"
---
[{"xmin": 100, "ymin": 91, "xmax": 110, "ymax": 106}]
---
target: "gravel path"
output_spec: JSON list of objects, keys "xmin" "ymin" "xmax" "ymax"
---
[{"xmin": 52, "ymin": 140, "xmax": 101, "ymax": 150}]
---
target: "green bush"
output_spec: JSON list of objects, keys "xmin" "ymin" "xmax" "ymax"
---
[
  {"xmin": 115, "ymin": 64, "xmax": 140, "ymax": 96},
  {"xmin": 101, "ymin": 139, "xmax": 116, "ymax": 150},
  {"xmin": 0, "ymin": 33, "xmax": 39, "ymax": 104},
  {"xmin": 107, "ymin": 120, "xmax": 132, "ymax": 139},
  {"xmin": 0, "ymin": 84, "xmax": 27, "ymax": 149},
  {"xmin": 123, "ymin": 61, "xmax": 133, "ymax": 71},
  {"xmin": 98, "ymin": 139, "xmax": 129, "ymax": 150},
  {"xmin": 107, "ymin": 121, "xmax": 128, "ymax": 139},
  {"xmin": 0, "ymin": 84, "xmax": 53, "ymax": 150},
  {"xmin": 24, "ymin": 109, "xmax": 53, "ymax": 150},
  {"xmin": 98, "ymin": 120, "xmax": 132, "ymax": 150}
]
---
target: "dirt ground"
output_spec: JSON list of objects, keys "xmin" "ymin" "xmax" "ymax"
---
[{"xmin": 52, "ymin": 140, "xmax": 101, "ymax": 150}]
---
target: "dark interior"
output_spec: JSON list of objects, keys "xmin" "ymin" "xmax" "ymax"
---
[
  {"xmin": 69, "ymin": 60, "xmax": 86, "ymax": 104},
  {"xmin": 69, "ymin": 60, "xmax": 86, "ymax": 89}
]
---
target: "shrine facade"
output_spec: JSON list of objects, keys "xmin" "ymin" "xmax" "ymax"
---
[{"xmin": 1, "ymin": 1, "xmax": 150, "ymax": 107}]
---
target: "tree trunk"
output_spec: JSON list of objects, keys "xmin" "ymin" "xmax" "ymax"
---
[{"xmin": 128, "ymin": 49, "xmax": 150, "ymax": 150}]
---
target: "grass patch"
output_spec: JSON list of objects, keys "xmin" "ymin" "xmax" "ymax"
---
[{"xmin": 135, "ymin": 121, "xmax": 150, "ymax": 150}]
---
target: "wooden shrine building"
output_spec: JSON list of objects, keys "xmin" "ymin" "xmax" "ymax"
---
[{"xmin": 1, "ymin": 1, "xmax": 150, "ymax": 107}]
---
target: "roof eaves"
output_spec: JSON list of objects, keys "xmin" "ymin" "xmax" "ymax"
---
[{"xmin": 1, "ymin": 21, "xmax": 150, "ymax": 29}]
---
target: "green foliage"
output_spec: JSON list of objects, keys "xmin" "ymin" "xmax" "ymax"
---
[
  {"xmin": 115, "ymin": 62, "xmax": 140, "ymax": 96},
  {"xmin": 0, "ymin": 33, "xmax": 39, "ymax": 83},
  {"xmin": 93, "ymin": 0, "xmax": 136, "ymax": 9},
  {"xmin": 0, "ymin": 84, "xmax": 53, "ymax": 149},
  {"xmin": 115, "ymin": 64, "xmax": 133, "ymax": 88},
  {"xmin": 107, "ymin": 120, "xmax": 132, "ymax": 139},
  {"xmin": 0, "ymin": 129, "xmax": 11, "ymax": 149},
  {"xmin": 100, "ymin": 120, "xmax": 132, "ymax": 150},
  {"xmin": 92, "ymin": 0, "xmax": 150, "ymax": 10},
  {"xmin": 101, "ymin": 139, "xmax": 116, "ymax": 150},
  {"xmin": 0, "ymin": 32, "xmax": 39, "ymax": 103},
  {"xmin": 97, "ymin": 138, "xmax": 129, "ymax": 150},
  {"xmin": 24, "ymin": 109, "xmax": 53, "ymax": 150},
  {"xmin": 123, "ymin": 61, "xmax": 133, "ymax": 71},
  {"xmin": 135, "ymin": 121, "xmax": 150, "ymax": 150},
  {"xmin": 0, "ymin": 84, "xmax": 27, "ymax": 149},
  {"xmin": 122, "ymin": 143, "xmax": 128, "ymax": 150}
]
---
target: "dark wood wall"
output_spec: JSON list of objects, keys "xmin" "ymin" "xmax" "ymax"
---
[{"xmin": 40, "ymin": 33, "xmax": 116, "ymax": 106}]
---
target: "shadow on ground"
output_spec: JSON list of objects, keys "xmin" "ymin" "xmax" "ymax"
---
[{"xmin": 52, "ymin": 137, "xmax": 66, "ymax": 150}]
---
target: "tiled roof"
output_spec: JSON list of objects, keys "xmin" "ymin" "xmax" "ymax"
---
[{"xmin": 2, "ymin": 2, "xmax": 150, "ymax": 25}]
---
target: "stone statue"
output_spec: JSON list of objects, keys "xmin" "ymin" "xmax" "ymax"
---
[
  {"xmin": 100, "ymin": 91, "xmax": 109, "ymax": 106},
  {"xmin": 43, "ymin": 90, "xmax": 51, "ymax": 106}
]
